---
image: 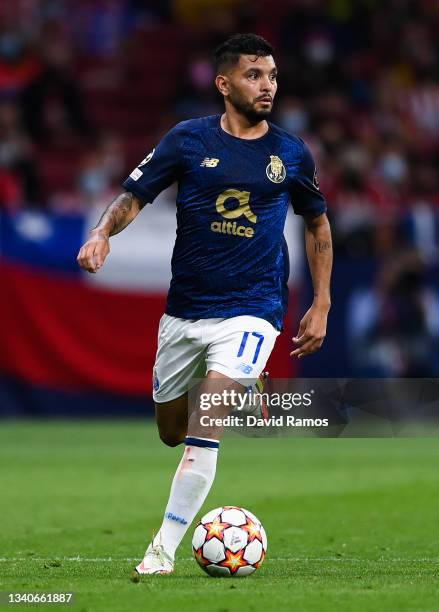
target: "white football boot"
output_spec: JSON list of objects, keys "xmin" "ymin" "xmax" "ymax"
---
[{"xmin": 131, "ymin": 541, "xmax": 174, "ymax": 581}]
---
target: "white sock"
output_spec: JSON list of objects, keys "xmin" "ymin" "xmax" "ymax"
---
[{"xmin": 151, "ymin": 436, "xmax": 219, "ymax": 560}]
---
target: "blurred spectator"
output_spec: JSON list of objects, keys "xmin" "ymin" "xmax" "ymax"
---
[
  {"xmin": 76, "ymin": 134, "xmax": 124, "ymax": 207},
  {"xmin": 21, "ymin": 19, "xmax": 94, "ymax": 143},
  {"xmin": 0, "ymin": 101, "xmax": 42, "ymax": 209},
  {"xmin": 173, "ymin": 0, "xmax": 240, "ymax": 32},
  {"xmin": 348, "ymin": 250, "xmax": 439, "ymax": 377},
  {"xmin": 67, "ymin": 0, "xmax": 163, "ymax": 57},
  {"xmin": 0, "ymin": 25, "xmax": 41, "ymax": 98},
  {"xmin": 276, "ymin": 96, "xmax": 309, "ymax": 135},
  {"xmin": 174, "ymin": 53, "xmax": 220, "ymax": 120}
]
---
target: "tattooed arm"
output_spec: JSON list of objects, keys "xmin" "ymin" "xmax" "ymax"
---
[
  {"xmin": 77, "ymin": 191, "xmax": 143, "ymax": 273},
  {"xmin": 291, "ymin": 212, "xmax": 332, "ymax": 359}
]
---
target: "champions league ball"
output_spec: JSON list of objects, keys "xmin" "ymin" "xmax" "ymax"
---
[{"xmin": 192, "ymin": 506, "xmax": 267, "ymax": 577}]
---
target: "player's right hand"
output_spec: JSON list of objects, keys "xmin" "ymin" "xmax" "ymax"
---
[{"xmin": 76, "ymin": 230, "xmax": 110, "ymax": 273}]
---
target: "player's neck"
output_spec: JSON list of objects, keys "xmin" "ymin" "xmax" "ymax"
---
[{"xmin": 220, "ymin": 111, "xmax": 269, "ymax": 140}]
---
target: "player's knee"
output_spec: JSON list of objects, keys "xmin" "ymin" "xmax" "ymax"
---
[{"xmin": 158, "ymin": 429, "xmax": 185, "ymax": 447}]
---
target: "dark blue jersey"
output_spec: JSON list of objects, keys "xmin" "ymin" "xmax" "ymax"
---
[{"xmin": 123, "ymin": 114, "xmax": 326, "ymax": 330}]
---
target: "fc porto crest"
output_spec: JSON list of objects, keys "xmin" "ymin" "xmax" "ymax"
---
[{"xmin": 266, "ymin": 155, "xmax": 286, "ymax": 183}]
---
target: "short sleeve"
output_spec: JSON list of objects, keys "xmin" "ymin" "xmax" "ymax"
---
[
  {"xmin": 290, "ymin": 140, "xmax": 327, "ymax": 217},
  {"xmin": 122, "ymin": 126, "xmax": 181, "ymax": 205}
]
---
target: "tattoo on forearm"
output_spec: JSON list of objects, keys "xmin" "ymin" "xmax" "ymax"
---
[
  {"xmin": 93, "ymin": 192, "xmax": 135, "ymax": 236},
  {"xmin": 314, "ymin": 240, "xmax": 332, "ymax": 254}
]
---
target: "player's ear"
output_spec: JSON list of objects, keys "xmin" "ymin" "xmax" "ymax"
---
[{"xmin": 215, "ymin": 74, "xmax": 230, "ymax": 97}]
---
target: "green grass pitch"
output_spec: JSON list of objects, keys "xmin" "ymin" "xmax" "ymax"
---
[{"xmin": 1, "ymin": 421, "xmax": 439, "ymax": 611}]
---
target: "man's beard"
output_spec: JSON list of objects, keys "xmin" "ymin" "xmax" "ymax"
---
[{"xmin": 229, "ymin": 88, "xmax": 273, "ymax": 123}]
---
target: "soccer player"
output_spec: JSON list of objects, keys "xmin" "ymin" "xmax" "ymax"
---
[{"xmin": 77, "ymin": 33, "xmax": 332, "ymax": 577}]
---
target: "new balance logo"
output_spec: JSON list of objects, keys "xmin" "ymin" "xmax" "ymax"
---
[{"xmin": 200, "ymin": 158, "xmax": 219, "ymax": 167}]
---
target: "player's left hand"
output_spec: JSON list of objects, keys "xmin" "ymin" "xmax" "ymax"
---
[{"xmin": 290, "ymin": 304, "xmax": 329, "ymax": 359}]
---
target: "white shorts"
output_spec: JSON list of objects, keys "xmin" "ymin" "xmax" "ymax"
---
[{"xmin": 153, "ymin": 314, "xmax": 280, "ymax": 403}]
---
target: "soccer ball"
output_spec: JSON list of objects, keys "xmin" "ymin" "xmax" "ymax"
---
[{"xmin": 192, "ymin": 506, "xmax": 267, "ymax": 577}]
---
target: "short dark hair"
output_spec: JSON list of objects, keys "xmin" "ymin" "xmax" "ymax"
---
[{"xmin": 213, "ymin": 33, "xmax": 274, "ymax": 73}]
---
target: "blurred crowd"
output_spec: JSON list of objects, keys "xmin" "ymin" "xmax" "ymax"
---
[
  {"xmin": 1, "ymin": 0, "xmax": 438, "ymax": 379},
  {"xmin": 348, "ymin": 249, "xmax": 439, "ymax": 377},
  {"xmin": 0, "ymin": 0, "xmax": 438, "ymax": 262}
]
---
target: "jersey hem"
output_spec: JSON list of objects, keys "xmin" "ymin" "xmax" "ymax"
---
[{"xmin": 164, "ymin": 308, "xmax": 283, "ymax": 332}]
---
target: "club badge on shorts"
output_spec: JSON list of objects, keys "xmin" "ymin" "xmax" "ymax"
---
[
  {"xmin": 153, "ymin": 367, "xmax": 160, "ymax": 392},
  {"xmin": 266, "ymin": 155, "xmax": 286, "ymax": 183}
]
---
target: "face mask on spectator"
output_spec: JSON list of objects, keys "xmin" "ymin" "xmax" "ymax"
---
[
  {"xmin": 380, "ymin": 153, "xmax": 407, "ymax": 183},
  {"xmin": 279, "ymin": 108, "xmax": 308, "ymax": 134},
  {"xmin": 79, "ymin": 169, "xmax": 108, "ymax": 197},
  {"xmin": 304, "ymin": 35, "xmax": 334, "ymax": 65}
]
